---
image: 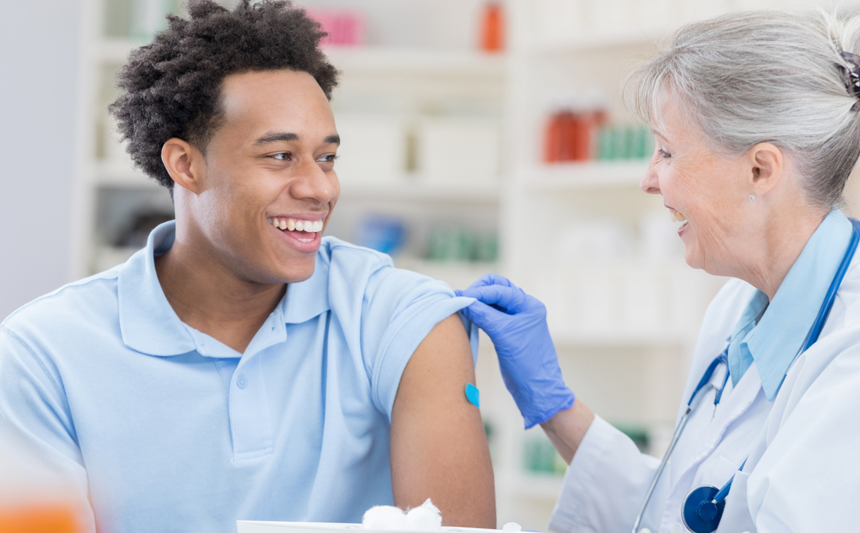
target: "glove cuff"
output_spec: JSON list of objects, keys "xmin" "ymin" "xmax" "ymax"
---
[{"xmin": 521, "ymin": 388, "xmax": 575, "ymax": 429}]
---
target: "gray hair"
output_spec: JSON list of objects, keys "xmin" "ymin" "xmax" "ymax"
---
[{"xmin": 625, "ymin": 9, "xmax": 860, "ymax": 209}]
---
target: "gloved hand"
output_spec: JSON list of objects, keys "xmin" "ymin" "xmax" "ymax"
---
[{"xmin": 456, "ymin": 274, "xmax": 574, "ymax": 429}]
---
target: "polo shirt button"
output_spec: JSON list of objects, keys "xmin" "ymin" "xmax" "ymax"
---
[{"xmin": 237, "ymin": 375, "xmax": 247, "ymax": 389}]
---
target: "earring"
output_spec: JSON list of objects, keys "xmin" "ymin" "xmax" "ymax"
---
[{"xmin": 749, "ymin": 194, "xmax": 757, "ymax": 201}]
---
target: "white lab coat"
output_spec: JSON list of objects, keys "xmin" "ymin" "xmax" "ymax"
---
[{"xmin": 547, "ymin": 262, "xmax": 860, "ymax": 533}]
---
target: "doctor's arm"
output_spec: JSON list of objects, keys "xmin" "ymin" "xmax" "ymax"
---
[
  {"xmin": 390, "ymin": 314, "xmax": 496, "ymax": 528},
  {"xmin": 458, "ymin": 275, "xmax": 666, "ymax": 532}
]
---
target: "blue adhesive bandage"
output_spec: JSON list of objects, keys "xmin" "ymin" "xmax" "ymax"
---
[{"xmin": 465, "ymin": 383, "xmax": 480, "ymax": 408}]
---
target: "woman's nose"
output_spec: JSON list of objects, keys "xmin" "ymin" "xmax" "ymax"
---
[{"xmin": 640, "ymin": 157, "xmax": 661, "ymax": 195}]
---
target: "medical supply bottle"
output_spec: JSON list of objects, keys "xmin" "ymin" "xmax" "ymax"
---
[
  {"xmin": 479, "ymin": 2, "xmax": 505, "ymax": 52},
  {"xmin": 544, "ymin": 94, "xmax": 606, "ymax": 163},
  {"xmin": 543, "ymin": 105, "xmax": 578, "ymax": 163}
]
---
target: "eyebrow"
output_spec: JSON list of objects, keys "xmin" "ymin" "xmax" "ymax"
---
[{"xmin": 254, "ymin": 132, "xmax": 341, "ymax": 146}]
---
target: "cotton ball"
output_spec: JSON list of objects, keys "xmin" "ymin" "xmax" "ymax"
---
[
  {"xmin": 363, "ymin": 505, "xmax": 407, "ymax": 530},
  {"xmin": 502, "ymin": 523, "xmax": 521, "ymax": 533},
  {"xmin": 403, "ymin": 499, "xmax": 442, "ymax": 531}
]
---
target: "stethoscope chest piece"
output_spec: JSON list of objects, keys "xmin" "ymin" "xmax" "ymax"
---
[{"xmin": 682, "ymin": 486, "xmax": 725, "ymax": 533}]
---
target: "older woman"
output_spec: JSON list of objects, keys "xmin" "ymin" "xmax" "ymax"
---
[{"xmin": 458, "ymin": 10, "xmax": 860, "ymax": 533}]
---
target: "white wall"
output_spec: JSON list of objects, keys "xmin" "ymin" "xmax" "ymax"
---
[{"xmin": 0, "ymin": 1, "xmax": 81, "ymax": 320}]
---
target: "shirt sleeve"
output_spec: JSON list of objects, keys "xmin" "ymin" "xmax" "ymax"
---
[
  {"xmin": 0, "ymin": 325, "xmax": 96, "ymax": 533},
  {"xmin": 359, "ymin": 265, "xmax": 479, "ymax": 420},
  {"xmin": 548, "ymin": 415, "xmax": 665, "ymax": 533}
]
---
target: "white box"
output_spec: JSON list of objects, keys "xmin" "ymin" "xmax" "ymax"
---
[
  {"xmin": 416, "ymin": 118, "xmax": 501, "ymax": 185},
  {"xmin": 236, "ymin": 522, "xmax": 507, "ymax": 533},
  {"xmin": 333, "ymin": 113, "xmax": 408, "ymax": 185}
]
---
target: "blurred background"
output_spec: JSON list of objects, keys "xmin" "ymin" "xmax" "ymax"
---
[{"xmin": 4, "ymin": 0, "xmax": 860, "ymax": 529}]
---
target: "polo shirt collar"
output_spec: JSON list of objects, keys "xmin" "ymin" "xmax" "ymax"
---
[
  {"xmin": 118, "ymin": 221, "xmax": 332, "ymax": 357},
  {"xmin": 280, "ymin": 252, "xmax": 330, "ymax": 324},
  {"xmin": 118, "ymin": 221, "xmax": 196, "ymax": 356},
  {"xmin": 728, "ymin": 209, "xmax": 853, "ymax": 400}
]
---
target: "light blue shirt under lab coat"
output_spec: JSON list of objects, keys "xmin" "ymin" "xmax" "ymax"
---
[
  {"xmin": 727, "ymin": 209, "xmax": 853, "ymax": 400},
  {"xmin": 0, "ymin": 221, "xmax": 477, "ymax": 533}
]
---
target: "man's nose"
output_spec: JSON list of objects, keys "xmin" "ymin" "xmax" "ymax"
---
[{"xmin": 290, "ymin": 158, "xmax": 338, "ymax": 204}]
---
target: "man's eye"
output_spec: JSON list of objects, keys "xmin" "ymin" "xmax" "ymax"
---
[
  {"xmin": 272, "ymin": 152, "xmax": 292, "ymax": 161},
  {"xmin": 317, "ymin": 154, "xmax": 338, "ymax": 163}
]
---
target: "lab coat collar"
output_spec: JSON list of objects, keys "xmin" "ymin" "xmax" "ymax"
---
[
  {"xmin": 733, "ymin": 210, "xmax": 853, "ymax": 400},
  {"xmin": 118, "ymin": 221, "xmax": 331, "ymax": 357},
  {"xmin": 673, "ymin": 363, "xmax": 765, "ymax": 497}
]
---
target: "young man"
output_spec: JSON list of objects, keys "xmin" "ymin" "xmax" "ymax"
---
[{"xmin": 0, "ymin": 2, "xmax": 495, "ymax": 532}]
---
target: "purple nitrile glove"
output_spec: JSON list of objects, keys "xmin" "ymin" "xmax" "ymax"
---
[{"xmin": 456, "ymin": 274, "xmax": 574, "ymax": 429}]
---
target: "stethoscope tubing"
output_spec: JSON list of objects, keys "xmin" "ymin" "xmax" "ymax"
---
[{"xmin": 630, "ymin": 407, "xmax": 692, "ymax": 533}]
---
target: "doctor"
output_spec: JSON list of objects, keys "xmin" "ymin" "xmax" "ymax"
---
[{"xmin": 459, "ymin": 10, "xmax": 860, "ymax": 533}]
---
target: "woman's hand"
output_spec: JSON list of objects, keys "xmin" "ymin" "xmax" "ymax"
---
[{"xmin": 456, "ymin": 274, "xmax": 575, "ymax": 428}]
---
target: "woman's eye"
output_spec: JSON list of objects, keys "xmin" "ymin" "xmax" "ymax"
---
[
  {"xmin": 658, "ymin": 148, "xmax": 672, "ymax": 160},
  {"xmin": 272, "ymin": 152, "xmax": 292, "ymax": 161}
]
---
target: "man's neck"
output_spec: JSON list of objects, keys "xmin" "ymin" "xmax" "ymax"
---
[{"xmin": 154, "ymin": 237, "xmax": 286, "ymax": 354}]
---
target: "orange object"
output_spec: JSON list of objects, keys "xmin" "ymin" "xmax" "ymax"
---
[
  {"xmin": 480, "ymin": 2, "xmax": 504, "ymax": 52},
  {"xmin": 544, "ymin": 110, "xmax": 578, "ymax": 163},
  {"xmin": 0, "ymin": 505, "xmax": 79, "ymax": 533}
]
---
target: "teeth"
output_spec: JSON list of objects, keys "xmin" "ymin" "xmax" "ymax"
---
[
  {"xmin": 267, "ymin": 217, "xmax": 324, "ymax": 233},
  {"xmin": 671, "ymin": 211, "xmax": 687, "ymax": 223}
]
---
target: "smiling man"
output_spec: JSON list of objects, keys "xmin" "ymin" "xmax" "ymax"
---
[{"xmin": 0, "ymin": 2, "xmax": 494, "ymax": 532}]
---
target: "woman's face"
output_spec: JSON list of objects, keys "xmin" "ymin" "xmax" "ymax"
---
[{"xmin": 640, "ymin": 97, "xmax": 754, "ymax": 276}]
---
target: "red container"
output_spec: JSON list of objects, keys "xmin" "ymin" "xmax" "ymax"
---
[
  {"xmin": 480, "ymin": 2, "xmax": 505, "ymax": 52},
  {"xmin": 544, "ymin": 110, "xmax": 578, "ymax": 163}
]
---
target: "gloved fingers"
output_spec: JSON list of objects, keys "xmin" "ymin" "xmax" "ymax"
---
[
  {"xmin": 457, "ymin": 298, "xmax": 508, "ymax": 329},
  {"xmin": 460, "ymin": 283, "xmax": 528, "ymax": 314},
  {"xmin": 463, "ymin": 273, "xmax": 516, "ymax": 291}
]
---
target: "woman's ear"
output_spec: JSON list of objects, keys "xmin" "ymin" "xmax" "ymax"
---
[
  {"xmin": 161, "ymin": 138, "xmax": 207, "ymax": 194},
  {"xmin": 748, "ymin": 142, "xmax": 784, "ymax": 198}
]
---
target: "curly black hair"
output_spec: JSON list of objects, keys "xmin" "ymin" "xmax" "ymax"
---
[{"xmin": 109, "ymin": 0, "xmax": 339, "ymax": 191}]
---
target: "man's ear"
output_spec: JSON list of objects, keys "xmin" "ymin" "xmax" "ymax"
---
[
  {"xmin": 161, "ymin": 138, "xmax": 207, "ymax": 194},
  {"xmin": 747, "ymin": 142, "xmax": 784, "ymax": 199}
]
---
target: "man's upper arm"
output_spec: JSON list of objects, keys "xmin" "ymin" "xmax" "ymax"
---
[
  {"xmin": 0, "ymin": 325, "xmax": 95, "ymax": 532},
  {"xmin": 389, "ymin": 314, "xmax": 496, "ymax": 528}
]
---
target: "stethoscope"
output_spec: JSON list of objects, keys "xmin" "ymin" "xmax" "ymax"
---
[{"xmin": 631, "ymin": 217, "xmax": 860, "ymax": 533}]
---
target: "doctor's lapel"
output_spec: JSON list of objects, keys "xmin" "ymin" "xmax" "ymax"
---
[{"xmin": 675, "ymin": 364, "xmax": 766, "ymax": 485}]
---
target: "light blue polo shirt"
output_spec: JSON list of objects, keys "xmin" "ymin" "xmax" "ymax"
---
[
  {"xmin": 727, "ymin": 209, "xmax": 854, "ymax": 400},
  {"xmin": 0, "ymin": 221, "xmax": 477, "ymax": 533}
]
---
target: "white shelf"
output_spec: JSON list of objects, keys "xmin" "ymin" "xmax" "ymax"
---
[
  {"xmin": 508, "ymin": 473, "xmax": 564, "ymax": 500},
  {"xmin": 529, "ymin": 28, "xmax": 668, "ymax": 56},
  {"xmin": 324, "ymin": 46, "xmax": 506, "ymax": 77},
  {"xmin": 93, "ymin": 161, "xmax": 502, "ymax": 203},
  {"xmin": 97, "ymin": 39, "xmax": 507, "ymax": 78},
  {"xmin": 549, "ymin": 329, "xmax": 690, "ymax": 348},
  {"xmin": 340, "ymin": 179, "xmax": 501, "ymax": 204},
  {"xmin": 523, "ymin": 161, "xmax": 650, "ymax": 191},
  {"xmin": 93, "ymin": 162, "xmax": 161, "ymax": 189},
  {"xmin": 97, "ymin": 38, "xmax": 144, "ymax": 63}
]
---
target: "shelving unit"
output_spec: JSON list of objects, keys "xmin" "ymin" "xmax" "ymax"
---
[{"xmin": 73, "ymin": 0, "xmax": 826, "ymax": 529}]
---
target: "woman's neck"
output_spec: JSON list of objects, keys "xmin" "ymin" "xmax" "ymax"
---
[{"xmin": 739, "ymin": 208, "xmax": 829, "ymax": 301}]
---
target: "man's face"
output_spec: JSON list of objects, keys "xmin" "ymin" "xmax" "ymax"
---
[{"xmin": 190, "ymin": 69, "xmax": 340, "ymax": 284}]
